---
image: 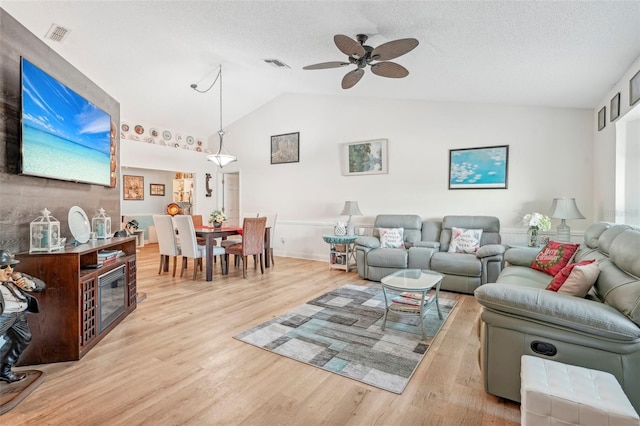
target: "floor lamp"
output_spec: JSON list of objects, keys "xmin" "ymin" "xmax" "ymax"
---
[{"xmin": 548, "ymin": 197, "xmax": 585, "ymax": 242}]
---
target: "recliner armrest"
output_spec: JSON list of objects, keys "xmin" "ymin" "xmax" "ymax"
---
[
  {"xmin": 476, "ymin": 244, "xmax": 505, "ymax": 258},
  {"xmin": 474, "ymin": 283, "xmax": 640, "ymax": 341},
  {"xmin": 504, "ymin": 247, "xmax": 538, "ymax": 266},
  {"xmin": 355, "ymin": 236, "xmax": 380, "ymax": 249}
]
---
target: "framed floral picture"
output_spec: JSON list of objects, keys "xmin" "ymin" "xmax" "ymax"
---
[
  {"xmin": 449, "ymin": 145, "xmax": 509, "ymax": 190},
  {"xmin": 123, "ymin": 175, "xmax": 144, "ymax": 200},
  {"xmin": 271, "ymin": 132, "xmax": 299, "ymax": 164},
  {"xmin": 341, "ymin": 139, "xmax": 388, "ymax": 176}
]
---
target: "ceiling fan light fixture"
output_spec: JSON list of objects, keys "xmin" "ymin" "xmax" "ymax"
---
[{"xmin": 304, "ymin": 33, "xmax": 419, "ymax": 89}]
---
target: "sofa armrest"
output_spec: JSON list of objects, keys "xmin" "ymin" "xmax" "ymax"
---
[
  {"xmin": 504, "ymin": 247, "xmax": 539, "ymax": 266},
  {"xmin": 476, "ymin": 244, "xmax": 505, "ymax": 258},
  {"xmin": 355, "ymin": 236, "xmax": 380, "ymax": 249},
  {"xmin": 474, "ymin": 284, "xmax": 640, "ymax": 341}
]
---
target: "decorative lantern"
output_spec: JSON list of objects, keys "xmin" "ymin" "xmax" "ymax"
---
[
  {"xmin": 92, "ymin": 208, "xmax": 112, "ymax": 239},
  {"xmin": 30, "ymin": 208, "xmax": 64, "ymax": 253}
]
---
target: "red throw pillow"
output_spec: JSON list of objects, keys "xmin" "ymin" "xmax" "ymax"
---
[
  {"xmin": 530, "ymin": 241, "xmax": 580, "ymax": 276},
  {"xmin": 547, "ymin": 259, "xmax": 595, "ymax": 291}
]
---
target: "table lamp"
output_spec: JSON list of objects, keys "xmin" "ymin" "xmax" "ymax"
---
[
  {"xmin": 548, "ymin": 197, "xmax": 585, "ymax": 242},
  {"xmin": 340, "ymin": 201, "xmax": 362, "ymax": 236}
]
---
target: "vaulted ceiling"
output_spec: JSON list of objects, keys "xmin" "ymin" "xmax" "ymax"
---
[{"xmin": 3, "ymin": 1, "xmax": 640, "ymax": 136}]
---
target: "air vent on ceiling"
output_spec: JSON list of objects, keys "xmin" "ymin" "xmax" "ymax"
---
[
  {"xmin": 45, "ymin": 23, "xmax": 71, "ymax": 43},
  {"xmin": 263, "ymin": 59, "xmax": 290, "ymax": 69}
]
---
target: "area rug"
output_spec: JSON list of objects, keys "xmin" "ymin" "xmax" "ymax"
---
[{"xmin": 234, "ymin": 284, "xmax": 457, "ymax": 393}]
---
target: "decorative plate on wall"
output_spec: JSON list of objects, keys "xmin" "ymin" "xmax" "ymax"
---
[
  {"xmin": 166, "ymin": 203, "xmax": 180, "ymax": 216},
  {"xmin": 149, "ymin": 128, "xmax": 159, "ymax": 137},
  {"xmin": 121, "ymin": 123, "xmax": 130, "ymax": 133},
  {"xmin": 162, "ymin": 130, "xmax": 172, "ymax": 140},
  {"xmin": 134, "ymin": 125, "xmax": 144, "ymax": 135},
  {"xmin": 186, "ymin": 136, "xmax": 194, "ymax": 145},
  {"xmin": 176, "ymin": 134, "xmax": 184, "ymax": 143}
]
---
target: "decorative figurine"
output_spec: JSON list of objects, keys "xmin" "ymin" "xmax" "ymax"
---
[
  {"xmin": 0, "ymin": 249, "xmax": 46, "ymax": 383},
  {"xmin": 113, "ymin": 219, "xmax": 139, "ymax": 237}
]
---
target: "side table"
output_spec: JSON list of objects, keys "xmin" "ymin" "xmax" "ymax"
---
[{"xmin": 322, "ymin": 235, "xmax": 357, "ymax": 272}]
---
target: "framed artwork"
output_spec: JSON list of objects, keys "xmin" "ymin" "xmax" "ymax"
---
[
  {"xmin": 341, "ymin": 139, "xmax": 388, "ymax": 176},
  {"xmin": 271, "ymin": 132, "xmax": 299, "ymax": 164},
  {"xmin": 610, "ymin": 92, "xmax": 621, "ymax": 121},
  {"xmin": 598, "ymin": 106, "xmax": 606, "ymax": 131},
  {"xmin": 449, "ymin": 145, "xmax": 509, "ymax": 190},
  {"xmin": 150, "ymin": 183, "xmax": 165, "ymax": 196},
  {"xmin": 631, "ymin": 69, "xmax": 640, "ymax": 107},
  {"xmin": 123, "ymin": 175, "xmax": 144, "ymax": 200}
]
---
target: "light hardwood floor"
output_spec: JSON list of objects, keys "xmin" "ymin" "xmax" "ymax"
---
[{"xmin": 4, "ymin": 244, "xmax": 520, "ymax": 425}]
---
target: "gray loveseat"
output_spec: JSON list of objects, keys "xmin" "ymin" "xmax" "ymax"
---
[
  {"xmin": 475, "ymin": 222, "xmax": 640, "ymax": 412},
  {"xmin": 355, "ymin": 214, "xmax": 505, "ymax": 294}
]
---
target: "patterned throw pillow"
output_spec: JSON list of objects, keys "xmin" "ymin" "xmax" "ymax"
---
[
  {"xmin": 379, "ymin": 228, "xmax": 404, "ymax": 248},
  {"xmin": 448, "ymin": 227, "xmax": 483, "ymax": 254},
  {"xmin": 547, "ymin": 259, "xmax": 595, "ymax": 291},
  {"xmin": 530, "ymin": 241, "xmax": 580, "ymax": 276},
  {"xmin": 557, "ymin": 262, "xmax": 600, "ymax": 297}
]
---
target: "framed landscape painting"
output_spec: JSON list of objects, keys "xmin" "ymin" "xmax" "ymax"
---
[
  {"xmin": 449, "ymin": 145, "xmax": 509, "ymax": 190},
  {"xmin": 271, "ymin": 132, "xmax": 299, "ymax": 164},
  {"xmin": 341, "ymin": 139, "xmax": 388, "ymax": 176}
]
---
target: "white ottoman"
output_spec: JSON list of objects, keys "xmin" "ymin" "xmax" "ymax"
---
[{"xmin": 520, "ymin": 356, "xmax": 639, "ymax": 426}]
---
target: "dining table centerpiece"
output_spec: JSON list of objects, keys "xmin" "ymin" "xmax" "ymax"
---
[
  {"xmin": 522, "ymin": 212, "xmax": 551, "ymax": 247},
  {"xmin": 209, "ymin": 209, "xmax": 227, "ymax": 228}
]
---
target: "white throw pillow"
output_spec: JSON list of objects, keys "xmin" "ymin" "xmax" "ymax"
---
[
  {"xmin": 379, "ymin": 228, "xmax": 404, "ymax": 248},
  {"xmin": 448, "ymin": 227, "xmax": 483, "ymax": 254},
  {"xmin": 557, "ymin": 261, "xmax": 600, "ymax": 298}
]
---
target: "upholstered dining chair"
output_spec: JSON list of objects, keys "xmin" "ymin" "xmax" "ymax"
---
[
  {"xmin": 220, "ymin": 212, "xmax": 260, "ymax": 265},
  {"xmin": 190, "ymin": 214, "xmax": 207, "ymax": 246},
  {"xmin": 263, "ymin": 212, "xmax": 278, "ymax": 266},
  {"xmin": 153, "ymin": 214, "xmax": 181, "ymax": 277},
  {"xmin": 174, "ymin": 215, "xmax": 226, "ymax": 279},
  {"xmin": 225, "ymin": 216, "xmax": 267, "ymax": 278}
]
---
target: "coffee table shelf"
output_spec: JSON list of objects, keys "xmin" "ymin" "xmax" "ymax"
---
[{"xmin": 380, "ymin": 269, "xmax": 444, "ymax": 339}]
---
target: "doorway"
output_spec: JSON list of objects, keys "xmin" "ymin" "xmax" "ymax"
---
[{"xmin": 223, "ymin": 172, "xmax": 240, "ymax": 226}]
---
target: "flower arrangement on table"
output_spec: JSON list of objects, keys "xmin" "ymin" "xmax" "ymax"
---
[
  {"xmin": 209, "ymin": 210, "xmax": 227, "ymax": 227},
  {"xmin": 522, "ymin": 212, "xmax": 551, "ymax": 247}
]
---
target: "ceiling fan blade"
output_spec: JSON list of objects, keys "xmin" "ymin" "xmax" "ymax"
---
[
  {"xmin": 371, "ymin": 38, "xmax": 419, "ymax": 61},
  {"xmin": 303, "ymin": 61, "xmax": 350, "ymax": 70},
  {"xmin": 334, "ymin": 34, "xmax": 365, "ymax": 58},
  {"xmin": 341, "ymin": 68, "xmax": 364, "ymax": 89},
  {"xmin": 370, "ymin": 62, "xmax": 409, "ymax": 78}
]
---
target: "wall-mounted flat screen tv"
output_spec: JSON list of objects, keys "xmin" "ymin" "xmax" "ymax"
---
[{"xmin": 20, "ymin": 57, "xmax": 112, "ymax": 186}]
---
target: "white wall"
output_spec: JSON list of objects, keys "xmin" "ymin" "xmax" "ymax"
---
[
  {"xmin": 223, "ymin": 94, "xmax": 593, "ymax": 260},
  {"xmin": 592, "ymin": 55, "xmax": 640, "ymax": 223}
]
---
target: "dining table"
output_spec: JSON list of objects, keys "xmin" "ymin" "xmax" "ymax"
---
[{"xmin": 194, "ymin": 225, "xmax": 272, "ymax": 281}]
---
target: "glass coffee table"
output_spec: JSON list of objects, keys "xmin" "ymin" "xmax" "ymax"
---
[{"xmin": 380, "ymin": 269, "xmax": 444, "ymax": 338}]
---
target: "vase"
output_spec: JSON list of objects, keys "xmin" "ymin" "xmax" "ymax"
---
[
  {"xmin": 213, "ymin": 222, "xmax": 222, "ymax": 228},
  {"xmin": 527, "ymin": 227, "xmax": 539, "ymax": 247}
]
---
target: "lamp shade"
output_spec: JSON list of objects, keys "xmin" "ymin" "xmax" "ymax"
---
[
  {"xmin": 340, "ymin": 201, "xmax": 362, "ymax": 216},
  {"xmin": 548, "ymin": 198, "xmax": 585, "ymax": 219}
]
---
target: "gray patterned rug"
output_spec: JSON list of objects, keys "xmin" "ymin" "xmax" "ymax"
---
[{"xmin": 234, "ymin": 284, "xmax": 457, "ymax": 393}]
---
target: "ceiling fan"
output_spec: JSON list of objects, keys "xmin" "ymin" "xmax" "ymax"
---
[{"xmin": 303, "ymin": 34, "xmax": 419, "ymax": 89}]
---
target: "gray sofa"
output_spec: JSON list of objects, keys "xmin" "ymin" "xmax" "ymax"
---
[
  {"xmin": 475, "ymin": 222, "xmax": 640, "ymax": 412},
  {"xmin": 355, "ymin": 214, "xmax": 505, "ymax": 294}
]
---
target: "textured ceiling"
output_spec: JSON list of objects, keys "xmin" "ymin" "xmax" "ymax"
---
[{"xmin": 2, "ymin": 1, "xmax": 640, "ymax": 136}]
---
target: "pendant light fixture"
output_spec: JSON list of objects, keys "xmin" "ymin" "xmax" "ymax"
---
[{"xmin": 191, "ymin": 65, "xmax": 237, "ymax": 167}]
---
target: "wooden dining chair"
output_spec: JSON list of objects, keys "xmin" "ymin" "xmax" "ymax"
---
[
  {"xmin": 220, "ymin": 212, "xmax": 259, "ymax": 265},
  {"xmin": 225, "ymin": 217, "xmax": 267, "ymax": 278},
  {"xmin": 190, "ymin": 214, "xmax": 207, "ymax": 246},
  {"xmin": 263, "ymin": 212, "xmax": 278, "ymax": 266},
  {"xmin": 153, "ymin": 214, "xmax": 181, "ymax": 277},
  {"xmin": 174, "ymin": 215, "xmax": 226, "ymax": 279}
]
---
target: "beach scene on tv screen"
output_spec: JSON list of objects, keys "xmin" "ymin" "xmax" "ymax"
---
[{"xmin": 21, "ymin": 58, "xmax": 111, "ymax": 186}]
